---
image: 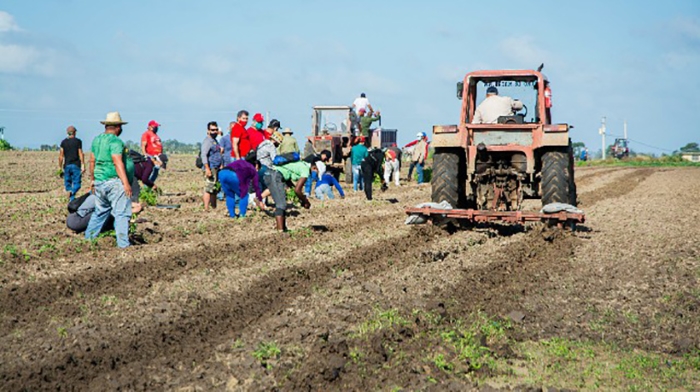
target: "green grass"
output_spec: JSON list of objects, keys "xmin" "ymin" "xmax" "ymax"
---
[
  {"xmin": 578, "ymin": 155, "xmax": 700, "ymax": 167},
  {"xmin": 139, "ymin": 186, "xmax": 160, "ymax": 206}
]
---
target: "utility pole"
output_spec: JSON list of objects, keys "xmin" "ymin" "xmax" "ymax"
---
[
  {"xmin": 623, "ymin": 119, "xmax": 628, "ymax": 139},
  {"xmin": 0, "ymin": 126, "xmax": 4, "ymax": 140},
  {"xmin": 599, "ymin": 117, "xmax": 606, "ymax": 160}
]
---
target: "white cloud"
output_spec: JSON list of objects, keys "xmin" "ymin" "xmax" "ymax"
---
[
  {"xmin": 0, "ymin": 43, "xmax": 39, "ymax": 73},
  {"xmin": 0, "ymin": 11, "xmax": 21, "ymax": 32},
  {"xmin": 674, "ymin": 17, "xmax": 700, "ymax": 43}
]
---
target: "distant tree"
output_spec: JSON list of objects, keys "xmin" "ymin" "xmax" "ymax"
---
[
  {"xmin": 679, "ymin": 142, "xmax": 699, "ymax": 153},
  {"xmin": 0, "ymin": 139, "xmax": 13, "ymax": 151}
]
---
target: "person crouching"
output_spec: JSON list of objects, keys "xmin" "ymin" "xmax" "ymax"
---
[{"xmin": 218, "ymin": 155, "xmax": 266, "ymax": 218}]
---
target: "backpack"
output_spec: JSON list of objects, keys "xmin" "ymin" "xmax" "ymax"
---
[
  {"xmin": 273, "ymin": 152, "xmax": 300, "ymax": 166},
  {"xmin": 68, "ymin": 192, "xmax": 91, "ymax": 213},
  {"xmin": 128, "ymin": 149, "xmax": 147, "ymax": 164}
]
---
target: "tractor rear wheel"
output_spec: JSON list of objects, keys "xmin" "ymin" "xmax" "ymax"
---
[
  {"xmin": 567, "ymin": 143, "xmax": 578, "ymax": 206},
  {"xmin": 431, "ymin": 148, "xmax": 465, "ymax": 208},
  {"xmin": 541, "ymin": 150, "xmax": 573, "ymax": 206}
]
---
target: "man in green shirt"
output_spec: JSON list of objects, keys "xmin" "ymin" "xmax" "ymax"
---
[
  {"xmin": 85, "ymin": 111, "xmax": 134, "ymax": 248},
  {"xmin": 358, "ymin": 109, "xmax": 381, "ymax": 147},
  {"xmin": 277, "ymin": 128, "xmax": 300, "ymax": 155}
]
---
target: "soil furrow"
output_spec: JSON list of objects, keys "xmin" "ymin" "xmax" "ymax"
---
[
  {"xmin": 577, "ymin": 168, "xmax": 654, "ymax": 207},
  {"xmin": 0, "ymin": 210, "xmax": 404, "ymax": 333}
]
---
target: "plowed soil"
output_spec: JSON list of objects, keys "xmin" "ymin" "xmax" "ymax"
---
[{"xmin": 0, "ymin": 152, "xmax": 698, "ymax": 391}]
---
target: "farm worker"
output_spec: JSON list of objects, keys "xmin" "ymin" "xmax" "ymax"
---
[
  {"xmin": 404, "ymin": 132, "xmax": 429, "ymax": 184},
  {"xmin": 84, "ymin": 111, "xmax": 134, "ymax": 248},
  {"xmin": 352, "ymin": 92, "xmax": 373, "ymax": 115},
  {"xmin": 358, "ymin": 109, "xmax": 381, "ymax": 147},
  {"xmin": 68, "ymin": 193, "xmax": 114, "ymax": 234},
  {"xmin": 580, "ymin": 147, "xmax": 589, "ymax": 162},
  {"xmin": 258, "ymin": 131, "xmax": 310, "ymax": 231},
  {"xmin": 127, "ymin": 150, "xmax": 166, "ymax": 213},
  {"xmin": 308, "ymin": 162, "xmax": 346, "ymax": 200},
  {"xmin": 275, "ymin": 159, "xmax": 312, "ymax": 219},
  {"xmin": 58, "ymin": 125, "xmax": 85, "ymax": 201},
  {"xmin": 68, "ymin": 192, "xmax": 140, "ymax": 234},
  {"xmin": 201, "ymin": 121, "xmax": 223, "ymax": 211},
  {"xmin": 361, "ymin": 148, "xmax": 387, "ymax": 201},
  {"xmin": 140, "ymin": 120, "xmax": 163, "ymax": 183},
  {"xmin": 231, "ymin": 110, "xmax": 252, "ymax": 161},
  {"xmin": 277, "ymin": 128, "xmax": 300, "ymax": 154},
  {"xmin": 217, "ymin": 123, "xmax": 231, "ymax": 201},
  {"xmin": 248, "ymin": 113, "xmax": 267, "ymax": 150},
  {"xmin": 218, "ymin": 157, "xmax": 266, "ymax": 218},
  {"xmin": 219, "ymin": 123, "xmax": 232, "ymax": 166},
  {"xmin": 472, "ymin": 86, "xmax": 523, "ymax": 124},
  {"xmin": 383, "ymin": 148, "xmax": 400, "ymax": 187},
  {"xmin": 351, "ymin": 136, "xmax": 368, "ymax": 192},
  {"xmin": 264, "ymin": 118, "xmax": 281, "ymax": 140},
  {"xmin": 304, "ymin": 161, "xmax": 326, "ymax": 196}
]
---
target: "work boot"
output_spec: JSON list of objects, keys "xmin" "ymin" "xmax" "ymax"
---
[{"xmin": 275, "ymin": 216, "xmax": 288, "ymax": 232}]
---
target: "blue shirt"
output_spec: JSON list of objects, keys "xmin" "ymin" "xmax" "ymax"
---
[
  {"xmin": 351, "ymin": 144, "xmax": 368, "ymax": 165},
  {"xmin": 305, "ymin": 172, "xmax": 345, "ymax": 197},
  {"xmin": 220, "ymin": 133, "xmax": 232, "ymax": 165}
]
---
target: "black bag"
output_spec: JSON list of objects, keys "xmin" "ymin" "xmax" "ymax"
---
[
  {"xmin": 128, "ymin": 149, "xmax": 147, "ymax": 164},
  {"xmin": 195, "ymin": 155, "xmax": 203, "ymax": 169},
  {"xmin": 68, "ymin": 192, "xmax": 90, "ymax": 213}
]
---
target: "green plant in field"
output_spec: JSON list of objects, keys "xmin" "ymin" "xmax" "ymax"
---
[
  {"xmin": 285, "ymin": 187, "xmax": 300, "ymax": 204},
  {"xmin": 353, "ymin": 308, "xmax": 409, "ymax": 338},
  {"xmin": 57, "ymin": 326, "xmax": 68, "ymax": 338},
  {"xmin": 3, "ymin": 244, "xmax": 18, "ymax": 257},
  {"xmin": 431, "ymin": 353, "xmax": 455, "ymax": 373},
  {"xmin": 253, "ymin": 341, "xmax": 281, "ymax": 369},
  {"xmin": 139, "ymin": 186, "xmax": 159, "ymax": 206}
]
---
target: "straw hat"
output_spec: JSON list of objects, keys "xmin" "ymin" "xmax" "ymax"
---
[
  {"xmin": 100, "ymin": 111, "xmax": 128, "ymax": 125},
  {"xmin": 282, "ymin": 127, "xmax": 293, "ymax": 135},
  {"xmin": 270, "ymin": 131, "xmax": 284, "ymax": 144}
]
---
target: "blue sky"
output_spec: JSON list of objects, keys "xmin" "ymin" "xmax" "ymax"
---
[{"xmin": 0, "ymin": 0, "xmax": 698, "ymax": 153}]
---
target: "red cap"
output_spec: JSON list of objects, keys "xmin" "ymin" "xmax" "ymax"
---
[
  {"xmin": 148, "ymin": 120, "xmax": 160, "ymax": 128},
  {"xmin": 253, "ymin": 113, "xmax": 264, "ymax": 123}
]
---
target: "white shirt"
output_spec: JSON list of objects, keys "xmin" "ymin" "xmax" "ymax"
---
[
  {"xmin": 352, "ymin": 97, "xmax": 371, "ymax": 113},
  {"xmin": 472, "ymin": 95, "xmax": 521, "ymax": 124}
]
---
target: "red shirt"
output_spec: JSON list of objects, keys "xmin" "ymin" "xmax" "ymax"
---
[
  {"xmin": 141, "ymin": 130, "xmax": 162, "ymax": 155},
  {"xmin": 248, "ymin": 127, "xmax": 267, "ymax": 150},
  {"xmin": 231, "ymin": 122, "xmax": 252, "ymax": 158}
]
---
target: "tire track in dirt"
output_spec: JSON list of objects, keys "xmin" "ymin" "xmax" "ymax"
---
[
  {"xmin": 577, "ymin": 168, "xmax": 654, "ymax": 208},
  {"xmin": 574, "ymin": 167, "xmax": 632, "ymax": 189},
  {"xmin": 0, "ymin": 225, "xmax": 442, "ymax": 390},
  {"xmin": 0, "ymin": 209, "xmax": 404, "ymax": 333}
]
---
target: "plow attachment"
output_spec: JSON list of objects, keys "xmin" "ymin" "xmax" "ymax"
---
[{"xmin": 405, "ymin": 206, "xmax": 585, "ymax": 229}]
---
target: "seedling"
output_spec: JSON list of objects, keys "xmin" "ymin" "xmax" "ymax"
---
[{"xmin": 252, "ymin": 341, "xmax": 281, "ymax": 369}]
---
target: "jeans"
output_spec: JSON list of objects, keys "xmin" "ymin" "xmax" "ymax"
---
[
  {"xmin": 415, "ymin": 162, "xmax": 425, "ymax": 184},
  {"xmin": 352, "ymin": 164, "xmax": 363, "ymax": 191},
  {"xmin": 85, "ymin": 178, "xmax": 131, "ymax": 248},
  {"xmin": 219, "ymin": 169, "xmax": 249, "ymax": 218},
  {"xmin": 264, "ymin": 169, "xmax": 287, "ymax": 217},
  {"xmin": 64, "ymin": 164, "xmax": 82, "ymax": 200},
  {"xmin": 148, "ymin": 165, "xmax": 160, "ymax": 184},
  {"xmin": 315, "ymin": 183, "xmax": 335, "ymax": 200}
]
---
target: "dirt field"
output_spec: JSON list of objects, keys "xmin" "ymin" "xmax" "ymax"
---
[{"xmin": 1, "ymin": 151, "xmax": 699, "ymax": 391}]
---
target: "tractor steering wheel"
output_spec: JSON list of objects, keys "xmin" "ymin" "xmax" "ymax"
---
[
  {"xmin": 324, "ymin": 122, "xmax": 337, "ymax": 133},
  {"xmin": 518, "ymin": 104, "xmax": 528, "ymax": 118}
]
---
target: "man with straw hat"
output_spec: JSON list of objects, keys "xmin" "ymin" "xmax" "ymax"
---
[
  {"xmin": 277, "ymin": 127, "xmax": 300, "ymax": 155},
  {"xmin": 84, "ymin": 111, "xmax": 134, "ymax": 248}
]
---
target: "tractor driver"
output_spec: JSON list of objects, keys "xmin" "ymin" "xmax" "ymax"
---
[{"xmin": 472, "ymin": 86, "xmax": 523, "ymax": 124}]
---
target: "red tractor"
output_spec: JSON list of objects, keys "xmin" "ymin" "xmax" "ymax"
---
[{"xmin": 407, "ymin": 68, "xmax": 583, "ymax": 227}]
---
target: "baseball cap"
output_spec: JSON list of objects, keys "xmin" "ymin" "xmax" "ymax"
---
[
  {"xmin": 486, "ymin": 86, "xmax": 498, "ymax": 95},
  {"xmin": 268, "ymin": 119, "xmax": 281, "ymax": 128},
  {"xmin": 416, "ymin": 131, "xmax": 426, "ymax": 139},
  {"xmin": 148, "ymin": 120, "xmax": 160, "ymax": 128},
  {"xmin": 253, "ymin": 113, "xmax": 264, "ymax": 123}
]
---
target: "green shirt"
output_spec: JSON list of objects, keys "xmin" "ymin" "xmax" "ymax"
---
[
  {"xmin": 351, "ymin": 144, "xmax": 368, "ymax": 165},
  {"xmin": 91, "ymin": 133, "xmax": 134, "ymax": 184},
  {"xmin": 275, "ymin": 161, "xmax": 310, "ymax": 182},
  {"xmin": 277, "ymin": 136, "xmax": 300, "ymax": 155},
  {"xmin": 360, "ymin": 115, "xmax": 380, "ymax": 137}
]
